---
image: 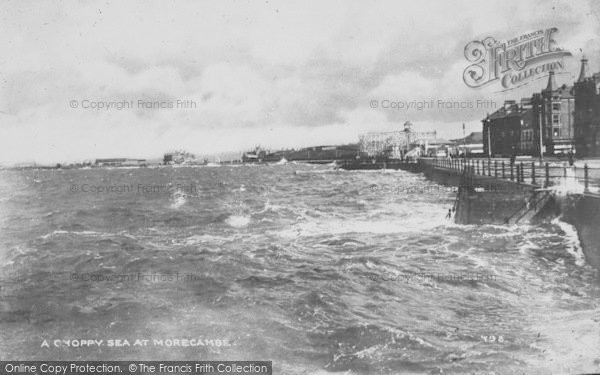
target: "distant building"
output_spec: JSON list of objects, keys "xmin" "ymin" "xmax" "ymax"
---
[
  {"xmin": 536, "ymin": 71, "xmax": 575, "ymax": 155},
  {"xmin": 451, "ymin": 132, "xmax": 484, "ymax": 156},
  {"xmin": 483, "ymin": 100, "xmax": 522, "ymax": 157},
  {"xmin": 163, "ymin": 150, "xmax": 196, "ymax": 165},
  {"xmin": 94, "ymin": 158, "xmax": 146, "ymax": 167},
  {"xmin": 483, "ymin": 71, "xmax": 576, "ymax": 157},
  {"xmin": 424, "ymin": 138, "xmax": 455, "ymax": 157},
  {"xmin": 518, "ymin": 98, "xmax": 535, "ymax": 155},
  {"xmin": 573, "ymin": 56, "xmax": 600, "ymax": 157},
  {"xmin": 359, "ymin": 122, "xmax": 437, "ymax": 159},
  {"xmin": 242, "ymin": 147, "xmax": 267, "ymax": 163}
]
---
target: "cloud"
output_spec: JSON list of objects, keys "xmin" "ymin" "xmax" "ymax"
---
[{"xmin": 0, "ymin": 0, "xmax": 598, "ymax": 164}]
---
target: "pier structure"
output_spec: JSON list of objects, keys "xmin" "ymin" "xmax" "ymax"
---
[{"xmin": 359, "ymin": 122, "xmax": 437, "ymax": 159}]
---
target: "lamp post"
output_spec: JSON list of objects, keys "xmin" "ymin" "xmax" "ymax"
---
[
  {"xmin": 462, "ymin": 123, "xmax": 467, "ymax": 162},
  {"xmin": 403, "ymin": 121, "xmax": 412, "ymax": 159},
  {"xmin": 486, "ymin": 118, "xmax": 491, "ymax": 159},
  {"xmin": 538, "ymin": 103, "xmax": 544, "ymax": 164}
]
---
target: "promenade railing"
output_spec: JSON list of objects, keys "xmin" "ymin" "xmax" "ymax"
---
[{"xmin": 419, "ymin": 157, "xmax": 599, "ymax": 195}]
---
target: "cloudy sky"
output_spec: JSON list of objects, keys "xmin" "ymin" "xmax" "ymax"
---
[{"xmin": 1, "ymin": 0, "xmax": 599, "ymax": 164}]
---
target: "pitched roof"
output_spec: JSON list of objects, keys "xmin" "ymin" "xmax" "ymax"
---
[{"xmin": 451, "ymin": 132, "xmax": 483, "ymax": 144}]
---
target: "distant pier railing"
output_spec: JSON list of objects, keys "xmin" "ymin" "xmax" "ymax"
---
[{"xmin": 419, "ymin": 157, "xmax": 600, "ymax": 195}]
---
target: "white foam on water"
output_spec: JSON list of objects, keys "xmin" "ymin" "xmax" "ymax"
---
[
  {"xmin": 182, "ymin": 234, "xmax": 231, "ymax": 246},
  {"xmin": 226, "ymin": 215, "xmax": 251, "ymax": 228},
  {"xmin": 170, "ymin": 193, "xmax": 187, "ymax": 209},
  {"xmin": 39, "ymin": 230, "xmax": 115, "ymax": 239},
  {"xmin": 517, "ymin": 239, "xmax": 540, "ymax": 258},
  {"xmin": 526, "ymin": 309, "xmax": 600, "ymax": 374},
  {"xmin": 40, "ymin": 230, "xmax": 69, "ymax": 239},
  {"xmin": 255, "ymin": 200, "xmax": 286, "ymax": 214},
  {"xmin": 551, "ymin": 176, "xmax": 585, "ymax": 195},
  {"xmin": 276, "ymin": 214, "xmax": 449, "ymax": 238},
  {"xmin": 552, "ymin": 217, "xmax": 586, "ymax": 267}
]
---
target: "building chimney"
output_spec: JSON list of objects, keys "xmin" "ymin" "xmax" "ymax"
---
[
  {"xmin": 577, "ymin": 55, "xmax": 589, "ymax": 82},
  {"xmin": 546, "ymin": 71, "xmax": 557, "ymax": 92}
]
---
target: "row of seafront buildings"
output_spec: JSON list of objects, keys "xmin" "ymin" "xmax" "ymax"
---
[
  {"xmin": 359, "ymin": 121, "xmax": 483, "ymax": 159},
  {"xmin": 484, "ymin": 57, "xmax": 600, "ymax": 158}
]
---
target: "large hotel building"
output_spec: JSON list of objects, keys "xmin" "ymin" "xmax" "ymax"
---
[{"xmin": 483, "ymin": 57, "xmax": 600, "ymax": 158}]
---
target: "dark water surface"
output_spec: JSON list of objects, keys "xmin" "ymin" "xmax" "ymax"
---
[{"xmin": 0, "ymin": 164, "xmax": 599, "ymax": 374}]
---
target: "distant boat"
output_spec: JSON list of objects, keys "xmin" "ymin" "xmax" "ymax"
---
[{"xmin": 275, "ymin": 157, "xmax": 288, "ymax": 165}]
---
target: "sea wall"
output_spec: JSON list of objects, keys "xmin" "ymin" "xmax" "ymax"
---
[
  {"xmin": 561, "ymin": 195, "xmax": 600, "ymax": 268},
  {"xmin": 421, "ymin": 166, "xmax": 541, "ymax": 225},
  {"xmin": 421, "ymin": 163, "xmax": 599, "ymax": 268}
]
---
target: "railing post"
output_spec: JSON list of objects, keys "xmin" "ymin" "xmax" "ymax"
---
[
  {"xmin": 488, "ymin": 159, "xmax": 491, "ymax": 176},
  {"xmin": 502, "ymin": 161, "xmax": 505, "ymax": 179},
  {"xmin": 584, "ymin": 163, "xmax": 589, "ymax": 193},
  {"xmin": 510, "ymin": 163, "xmax": 514, "ymax": 181},
  {"xmin": 516, "ymin": 164, "xmax": 520, "ymax": 183},
  {"xmin": 545, "ymin": 163, "xmax": 550, "ymax": 187},
  {"xmin": 521, "ymin": 163, "xmax": 525, "ymax": 183},
  {"xmin": 477, "ymin": 160, "xmax": 480, "ymax": 175},
  {"xmin": 531, "ymin": 162, "xmax": 536, "ymax": 185},
  {"xmin": 494, "ymin": 161, "xmax": 498, "ymax": 178},
  {"xmin": 520, "ymin": 162, "xmax": 524, "ymax": 183}
]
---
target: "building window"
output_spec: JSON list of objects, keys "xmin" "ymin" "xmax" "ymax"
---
[
  {"xmin": 553, "ymin": 128, "xmax": 560, "ymax": 137},
  {"xmin": 552, "ymin": 103, "xmax": 561, "ymax": 111},
  {"xmin": 552, "ymin": 114, "xmax": 560, "ymax": 125}
]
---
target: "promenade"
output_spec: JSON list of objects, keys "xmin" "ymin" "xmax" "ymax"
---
[{"xmin": 418, "ymin": 157, "xmax": 600, "ymax": 196}]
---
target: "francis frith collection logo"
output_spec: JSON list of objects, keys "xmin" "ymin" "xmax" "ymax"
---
[{"xmin": 463, "ymin": 27, "xmax": 572, "ymax": 90}]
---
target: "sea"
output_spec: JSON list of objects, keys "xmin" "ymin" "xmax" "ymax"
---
[{"xmin": 0, "ymin": 163, "xmax": 599, "ymax": 374}]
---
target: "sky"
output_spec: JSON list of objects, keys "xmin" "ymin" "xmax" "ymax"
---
[{"xmin": 1, "ymin": 0, "xmax": 600, "ymax": 164}]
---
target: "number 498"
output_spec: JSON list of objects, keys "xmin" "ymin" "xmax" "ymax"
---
[{"xmin": 481, "ymin": 335, "xmax": 504, "ymax": 343}]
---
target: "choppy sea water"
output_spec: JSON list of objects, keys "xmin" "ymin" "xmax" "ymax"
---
[{"xmin": 0, "ymin": 164, "xmax": 599, "ymax": 374}]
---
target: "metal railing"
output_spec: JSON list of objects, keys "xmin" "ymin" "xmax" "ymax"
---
[{"xmin": 419, "ymin": 157, "xmax": 599, "ymax": 195}]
